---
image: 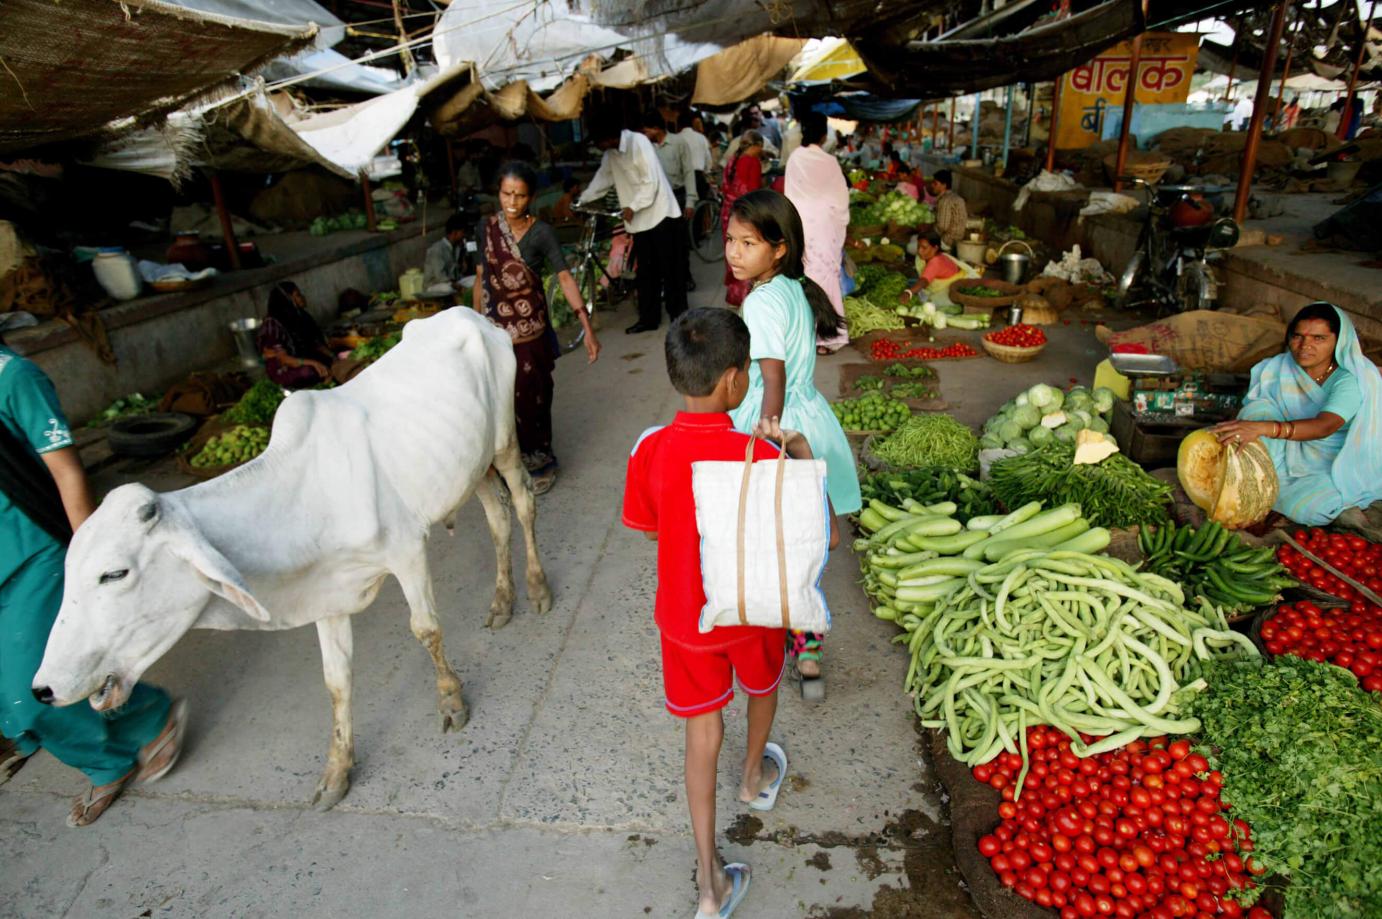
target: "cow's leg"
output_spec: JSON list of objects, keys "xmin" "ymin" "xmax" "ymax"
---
[
  {"xmin": 312, "ymin": 615, "xmax": 354, "ymax": 810},
  {"xmin": 396, "ymin": 548, "xmax": 468, "ymax": 733},
  {"xmin": 474, "ymin": 469, "xmax": 516, "ymax": 629},
  {"xmin": 493, "ymin": 441, "xmax": 553, "ymax": 615}
]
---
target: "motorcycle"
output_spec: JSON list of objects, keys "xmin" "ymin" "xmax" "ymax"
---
[{"xmin": 1116, "ymin": 176, "xmax": 1241, "ymax": 313}]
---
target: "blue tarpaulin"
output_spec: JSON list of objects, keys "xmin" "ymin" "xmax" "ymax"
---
[{"xmin": 800, "ymin": 94, "xmax": 923, "ymax": 123}]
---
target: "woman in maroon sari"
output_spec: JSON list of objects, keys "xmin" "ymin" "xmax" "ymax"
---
[
  {"xmin": 475, "ymin": 162, "xmax": 600, "ymax": 494},
  {"xmin": 721, "ymin": 129, "xmax": 765, "ymax": 307}
]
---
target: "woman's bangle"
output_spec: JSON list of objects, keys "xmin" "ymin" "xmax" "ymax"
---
[
  {"xmin": 1273, "ymin": 422, "xmax": 1281, "ymax": 439},
  {"xmin": 903, "ymin": 289, "xmax": 914, "ymax": 301}
]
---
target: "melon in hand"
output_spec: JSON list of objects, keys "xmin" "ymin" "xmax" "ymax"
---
[{"xmin": 1176, "ymin": 429, "xmax": 1279, "ymax": 529}]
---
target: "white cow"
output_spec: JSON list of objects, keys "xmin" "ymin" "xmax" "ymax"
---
[{"xmin": 32, "ymin": 308, "xmax": 551, "ymax": 808}]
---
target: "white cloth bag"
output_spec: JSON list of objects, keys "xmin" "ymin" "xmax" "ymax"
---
[{"xmin": 691, "ymin": 437, "xmax": 833, "ymax": 634}]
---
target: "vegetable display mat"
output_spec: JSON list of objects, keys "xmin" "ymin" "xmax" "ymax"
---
[
  {"xmin": 851, "ymin": 329, "xmax": 987, "ymax": 361},
  {"xmin": 837, "ymin": 362, "xmax": 949, "ymax": 413}
]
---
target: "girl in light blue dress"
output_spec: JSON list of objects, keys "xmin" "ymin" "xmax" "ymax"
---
[{"xmin": 725, "ymin": 189, "xmax": 861, "ymax": 691}]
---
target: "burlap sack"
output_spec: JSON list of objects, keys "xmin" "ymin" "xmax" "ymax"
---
[{"xmin": 1096, "ymin": 311, "xmax": 1285, "ymax": 373}]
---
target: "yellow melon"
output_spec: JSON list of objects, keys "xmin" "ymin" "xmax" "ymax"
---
[{"xmin": 1176, "ymin": 429, "xmax": 1278, "ymax": 529}]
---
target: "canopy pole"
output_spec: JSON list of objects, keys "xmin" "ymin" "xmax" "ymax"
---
[
  {"xmin": 1001, "ymin": 84, "xmax": 1015, "ymax": 172},
  {"xmin": 948, "ymin": 97, "xmax": 957, "ymax": 151},
  {"xmin": 1112, "ymin": 29, "xmax": 1146, "ymax": 193},
  {"xmin": 1044, "ymin": 78, "xmax": 1063, "ymax": 173},
  {"xmin": 209, "ymin": 173, "xmax": 241, "ymax": 272},
  {"xmin": 1023, "ymin": 82, "xmax": 1035, "ymax": 147},
  {"xmin": 1337, "ymin": 0, "xmax": 1378, "ymax": 140},
  {"xmin": 1223, "ymin": 16, "xmax": 1243, "ymax": 100},
  {"xmin": 1234, "ymin": 0, "xmax": 1291, "ymax": 224},
  {"xmin": 1275, "ymin": 13, "xmax": 1305, "ymax": 126},
  {"xmin": 970, "ymin": 92, "xmax": 981, "ymax": 159},
  {"xmin": 361, "ymin": 173, "xmax": 378, "ymax": 232}
]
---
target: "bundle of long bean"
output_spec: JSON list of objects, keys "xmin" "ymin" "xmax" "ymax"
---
[
  {"xmin": 884, "ymin": 550, "xmax": 1257, "ymax": 767},
  {"xmin": 988, "ymin": 441, "xmax": 1172, "ymax": 529}
]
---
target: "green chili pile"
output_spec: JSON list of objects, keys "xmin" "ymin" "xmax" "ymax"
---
[
  {"xmin": 988, "ymin": 441, "xmax": 1172, "ymax": 529},
  {"xmin": 871, "ymin": 414, "xmax": 979, "ymax": 472}
]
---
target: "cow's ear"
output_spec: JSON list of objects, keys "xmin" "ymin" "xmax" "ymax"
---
[{"xmin": 168, "ymin": 529, "xmax": 271, "ymax": 623}]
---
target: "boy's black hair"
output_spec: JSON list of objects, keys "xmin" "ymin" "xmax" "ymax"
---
[
  {"xmin": 639, "ymin": 110, "xmax": 668, "ymax": 133},
  {"xmin": 665, "ymin": 308, "xmax": 750, "ymax": 397},
  {"xmin": 445, "ymin": 212, "xmax": 468, "ymax": 235},
  {"xmin": 933, "ymin": 168, "xmax": 953, "ymax": 189}
]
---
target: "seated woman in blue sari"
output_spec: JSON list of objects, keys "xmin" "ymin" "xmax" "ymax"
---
[{"xmin": 1212, "ymin": 302, "xmax": 1382, "ymax": 527}]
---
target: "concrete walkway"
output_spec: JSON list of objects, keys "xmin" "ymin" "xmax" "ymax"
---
[{"xmin": 0, "ymin": 254, "xmax": 1116, "ymax": 919}]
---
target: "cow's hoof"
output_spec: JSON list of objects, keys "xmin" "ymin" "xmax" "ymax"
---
[
  {"xmin": 440, "ymin": 703, "xmax": 469, "ymax": 733},
  {"xmin": 530, "ymin": 576, "xmax": 553, "ymax": 615},
  {"xmin": 311, "ymin": 776, "xmax": 350, "ymax": 810},
  {"xmin": 484, "ymin": 605, "xmax": 512, "ymax": 630}
]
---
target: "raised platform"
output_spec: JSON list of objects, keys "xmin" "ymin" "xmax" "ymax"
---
[
  {"xmin": 931, "ymin": 161, "xmax": 1382, "ymax": 341},
  {"xmin": 7, "ymin": 221, "xmax": 441, "ymax": 423}
]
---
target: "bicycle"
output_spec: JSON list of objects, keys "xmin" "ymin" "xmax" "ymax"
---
[
  {"xmin": 689, "ymin": 184, "xmax": 724, "ymax": 263},
  {"xmin": 544, "ymin": 204, "xmax": 633, "ymax": 353}
]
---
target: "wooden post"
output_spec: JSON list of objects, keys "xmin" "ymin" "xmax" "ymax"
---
[
  {"xmin": 361, "ymin": 173, "xmax": 378, "ymax": 232},
  {"xmin": 1234, "ymin": 0, "xmax": 1291, "ymax": 224},
  {"xmin": 1044, "ymin": 78, "xmax": 1063, "ymax": 173},
  {"xmin": 1023, "ymin": 82, "xmax": 1035, "ymax": 147},
  {"xmin": 1337, "ymin": 0, "xmax": 1378, "ymax": 140},
  {"xmin": 1223, "ymin": 17, "xmax": 1243, "ymax": 101},
  {"xmin": 1001, "ymin": 84, "xmax": 1015, "ymax": 171},
  {"xmin": 208, "ymin": 172, "xmax": 241, "ymax": 271},
  {"xmin": 970, "ymin": 92, "xmax": 982, "ymax": 159},
  {"xmin": 445, "ymin": 140, "xmax": 457, "ymax": 199},
  {"xmin": 1112, "ymin": 30, "xmax": 1146, "ymax": 193},
  {"xmin": 948, "ymin": 97, "xmax": 957, "ymax": 150}
]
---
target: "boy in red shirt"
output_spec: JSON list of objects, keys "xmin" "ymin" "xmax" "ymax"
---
[{"xmin": 623, "ymin": 308, "xmax": 837, "ymax": 919}]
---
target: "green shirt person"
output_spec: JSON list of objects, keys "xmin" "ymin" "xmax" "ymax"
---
[{"xmin": 0, "ymin": 344, "xmax": 187, "ymax": 827}]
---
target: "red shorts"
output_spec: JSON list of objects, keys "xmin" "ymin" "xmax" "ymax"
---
[{"xmin": 660, "ymin": 629, "xmax": 787, "ymax": 718}]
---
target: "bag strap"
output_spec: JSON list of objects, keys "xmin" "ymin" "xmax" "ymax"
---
[
  {"xmin": 735, "ymin": 435, "xmax": 755, "ymax": 626},
  {"xmin": 773, "ymin": 444, "xmax": 790, "ymax": 630},
  {"xmin": 734, "ymin": 435, "xmax": 793, "ymax": 630}
]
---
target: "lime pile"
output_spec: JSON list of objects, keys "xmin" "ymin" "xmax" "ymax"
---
[
  {"xmin": 831, "ymin": 392, "xmax": 911, "ymax": 432},
  {"xmin": 190, "ymin": 425, "xmax": 270, "ymax": 468}
]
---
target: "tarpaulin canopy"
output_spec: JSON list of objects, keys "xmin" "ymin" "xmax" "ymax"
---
[
  {"xmin": 789, "ymin": 38, "xmax": 868, "ymax": 84},
  {"xmin": 693, "ymin": 36, "xmax": 807, "ymax": 105},
  {"xmin": 0, "ymin": 0, "xmax": 315, "ymax": 155}
]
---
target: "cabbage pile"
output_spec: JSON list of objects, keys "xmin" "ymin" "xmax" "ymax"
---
[
  {"xmin": 980, "ymin": 383, "xmax": 1118, "ymax": 453},
  {"xmin": 852, "ymin": 192, "xmax": 935, "ymax": 228}
]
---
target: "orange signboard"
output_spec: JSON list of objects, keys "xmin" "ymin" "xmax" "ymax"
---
[{"xmin": 1055, "ymin": 32, "xmax": 1199, "ymax": 149}]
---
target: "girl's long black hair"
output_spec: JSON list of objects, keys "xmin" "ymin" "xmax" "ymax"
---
[{"xmin": 730, "ymin": 189, "xmax": 844, "ymax": 340}]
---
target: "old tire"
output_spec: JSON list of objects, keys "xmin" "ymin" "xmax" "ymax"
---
[{"xmin": 107, "ymin": 413, "xmax": 198, "ymax": 458}]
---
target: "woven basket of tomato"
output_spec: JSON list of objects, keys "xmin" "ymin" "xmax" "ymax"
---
[{"xmin": 982, "ymin": 324, "xmax": 1047, "ymax": 363}]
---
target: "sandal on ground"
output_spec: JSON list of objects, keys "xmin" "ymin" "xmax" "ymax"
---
[
  {"xmin": 794, "ymin": 647, "xmax": 822, "ymax": 679},
  {"xmin": 67, "ymin": 771, "xmax": 135, "ymax": 828},
  {"xmin": 136, "ymin": 698, "xmax": 188, "ymax": 784},
  {"xmin": 694, "ymin": 863, "xmax": 751, "ymax": 919},
  {"xmin": 747, "ymin": 742, "xmax": 788, "ymax": 813}
]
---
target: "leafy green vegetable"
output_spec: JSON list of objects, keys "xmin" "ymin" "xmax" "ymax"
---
[
  {"xmin": 349, "ymin": 332, "xmax": 402, "ymax": 362},
  {"xmin": 222, "ymin": 379, "xmax": 286, "ymax": 425},
  {"xmin": 853, "ymin": 375, "xmax": 886, "ymax": 393},
  {"xmin": 888, "ymin": 381, "xmax": 937, "ymax": 400},
  {"xmin": 988, "ymin": 441, "xmax": 1171, "ymax": 529},
  {"xmin": 870, "ymin": 414, "xmax": 979, "ymax": 472},
  {"xmin": 1190, "ymin": 657, "xmax": 1382, "ymax": 918},
  {"xmin": 87, "ymin": 393, "xmax": 159, "ymax": 428},
  {"xmin": 882, "ymin": 363, "xmax": 936, "ymax": 380}
]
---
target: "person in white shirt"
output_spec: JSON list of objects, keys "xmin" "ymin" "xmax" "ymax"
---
[
  {"xmin": 678, "ymin": 111, "xmax": 713, "ymax": 201},
  {"xmin": 578, "ymin": 125, "xmax": 687, "ymax": 334},
  {"xmin": 641, "ymin": 112, "xmax": 698, "ymax": 216}
]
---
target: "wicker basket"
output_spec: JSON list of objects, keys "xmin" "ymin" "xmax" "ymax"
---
[
  {"xmin": 1103, "ymin": 152, "xmax": 1171, "ymax": 185},
  {"xmin": 950, "ymin": 278, "xmax": 1022, "ymax": 311},
  {"xmin": 982, "ymin": 338, "xmax": 1046, "ymax": 363},
  {"xmin": 1014, "ymin": 293, "xmax": 1058, "ymax": 325}
]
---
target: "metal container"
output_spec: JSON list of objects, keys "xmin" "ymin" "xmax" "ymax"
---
[
  {"xmin": 996, "ymin": 252, "xmax": 1030, "ymax": 285},
  {"xmin": 1007, "ymin": 305, "xmax": 1024, "ymax": 326},
  {"xmin": 1108, "ymin": 352, "xmax": 1179, "ymax": 377},
  {"xmin": 228, "ymin": 317, "xmax": 262, "ymax": 369},
  {"xmin": 956, "ymin": 238, "xmax": 987, "ymax": 264}
]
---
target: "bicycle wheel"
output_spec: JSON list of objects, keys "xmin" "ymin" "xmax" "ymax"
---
[{"xmin": 691, "ymin": 199, "xmax": 723, "ymax": 263}]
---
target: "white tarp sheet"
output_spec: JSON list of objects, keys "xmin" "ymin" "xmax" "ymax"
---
[
  {"xmin": 167, "ymin": 0, "xmax": 345, "ymax": 47},
  {"xmin": 432, "ymin": 0, "xmax": 722, "ymax": 93},
  {"xmin": 259, "ymin": 47, "xmax": 410, "ymax": 95}
]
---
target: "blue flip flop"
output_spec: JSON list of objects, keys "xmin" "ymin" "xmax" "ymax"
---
[
  {"xmin": 748, "ymin": 742, "xmax": 787, "ymax": 812},
  {"xmin": 694, "ymin": 862, "xmax": 751, "ymax": 919}
]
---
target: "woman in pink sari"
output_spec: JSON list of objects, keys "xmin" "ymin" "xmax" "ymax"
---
[
  {"xmin": 721, "ymin": 129, "xmax": 765, "ymax": 306},
  {"xmin": 784, "ymin": 113, "xmax": 850, "ymax": 353}
]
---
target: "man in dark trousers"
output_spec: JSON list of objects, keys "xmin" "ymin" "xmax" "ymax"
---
[{"xmin": 579, "ymin": 123, "xmax": 687, "ymax": 334}]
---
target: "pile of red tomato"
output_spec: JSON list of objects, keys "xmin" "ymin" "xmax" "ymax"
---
[
  {"xmin": 973, "ymin": 727, "xmax": 1270, "ymax": 919},
  {"xmin": 869, "ymin": 339, "xmax": 980, "ymax": 361},
  {"xmin": 1275, "ymin": 529, "xmax": 1382, "ymax": 602},
  {"xmin": 983, "ymin": 323, "xmax": 1047, "ymax": 348},
  {"xmin": 1260, "ymin": 599, "xmax": 1382, "ymax": 692}
]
